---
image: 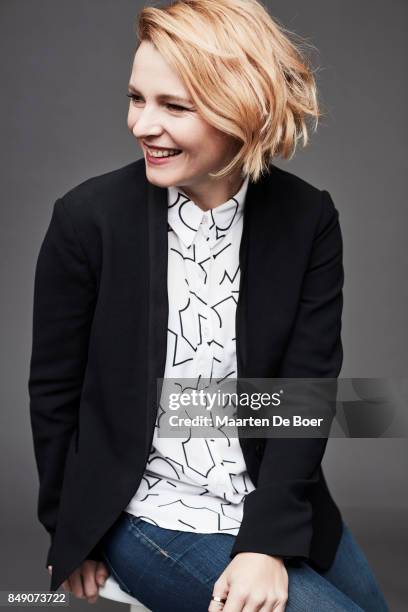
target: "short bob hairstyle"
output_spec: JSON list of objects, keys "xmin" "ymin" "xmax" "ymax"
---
[{"xmin": 137, "ymin": 0, "xmax": 321, "ymax": 182}]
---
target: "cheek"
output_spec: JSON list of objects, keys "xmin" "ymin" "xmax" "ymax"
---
[
  {"xmin": 189, "ymin": 123, "xmax": 229, "ymax": 158},
  {"xmin": 179, "ymin": 118, "xmax": 212, "ymax": 150},
  {"xmin": 195, "ymin": 140, "xmax": 226, "ymax": 163}
]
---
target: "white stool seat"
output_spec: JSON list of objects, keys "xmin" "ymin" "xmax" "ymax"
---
[{"xmin": 98, "ymin": 574, "xmax": 151, "ymax": 611}]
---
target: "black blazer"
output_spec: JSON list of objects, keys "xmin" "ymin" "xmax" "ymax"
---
[{"xmin": 28, "ymin": 158, "xmax": 344, "ymax": 592}]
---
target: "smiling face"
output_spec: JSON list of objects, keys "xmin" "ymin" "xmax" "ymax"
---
[{"xmin": 127, "ymin": 40, "xmax": 243, "ymax": 204}]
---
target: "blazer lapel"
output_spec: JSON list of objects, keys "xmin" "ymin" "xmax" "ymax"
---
[
  {"xmin": 146, "ymin": 181, "xmax": 169, "ymax": 432},
  {"xmin": 235, "ymin": 173, "xmax": 266, "ymax": 378}
]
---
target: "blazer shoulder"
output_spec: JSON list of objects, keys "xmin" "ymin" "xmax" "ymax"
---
[
  {"xmin": 58, "ymin": 157, "xmax": 147, "ymax": 221},
  {"xmin": 266, "ymin": 163, "xmax": 339, "ymax": 224},
  {"xmin": 267, "ymin": 163, "xmax": 322, "ymax": 199}
]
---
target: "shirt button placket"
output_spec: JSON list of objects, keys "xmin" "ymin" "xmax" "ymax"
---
[
  {"xmin": 202, "ymin": 232, "xmax": 211, "ymax": 346},
  {"xmin": 196, "ymin": 232, "xmax": 211, "ymax": 381}
]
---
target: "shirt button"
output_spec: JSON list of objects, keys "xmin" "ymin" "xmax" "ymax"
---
[{"xmin": 201, "ymin": 216, "xmax": 208, "ymax": 225}]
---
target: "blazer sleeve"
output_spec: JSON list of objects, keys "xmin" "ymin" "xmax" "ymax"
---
[
  {"xmin": 28, "ymin": 198, "xmax": 99, "ymax": 568},
  {"xmin": 230, "ymin": 189, "xmax": 344, "ymax": 561}
]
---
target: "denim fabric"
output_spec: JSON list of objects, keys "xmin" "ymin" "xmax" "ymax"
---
[{"xmin": 100, "ymin": 512, "xmax": 389, "ymax": 612}]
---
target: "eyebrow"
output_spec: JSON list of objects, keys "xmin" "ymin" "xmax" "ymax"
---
[{"xmin": 127, "ymin": 83, "xmax": 193, "ymax": 106}]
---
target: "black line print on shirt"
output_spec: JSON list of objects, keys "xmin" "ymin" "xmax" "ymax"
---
[
  {"xmin": 179, "ymin": 298, "xmax": 200, "ymax": 350},
  {"xmin": 209, "ymin": 198, "xmax": 239, "ymax": 239},
  {"xmin": 212, "ymin": 242, "xmax": 232, "ymax": 260},
  {"xmin": 170, "ymin": 243, "xmax": 197, "ymax": 262},
  {"xmin": 178, "ymin": 200, "xmax": 201, "ymax": 233},
  {"xmin": 211, "ymin": 295, "xmax": 239, "ymax": 327},
  {"xmin": 188, "ymin": 290, "xmax": 208, "ymax": 306},
  {"xmin": 197, "ymin": 313, "xmax": 207, "ymax": 346},
  {"xmin": 167, "ymin": 328, "xmax": 195, "ymax": 366},
  {"xmin": 220, "ymin": 264, "xmax": 240, "ymax": 285},
  {"xmin": 182, "ymin": 436, "xmax": 216, "ymax": 478},
  {"xmin": 198, "ymin": 255, "xmax": 211, "ymax": 283}
]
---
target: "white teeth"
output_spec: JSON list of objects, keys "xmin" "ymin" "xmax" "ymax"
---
[{"xmin": 147, "ymin": 148, "xmax": 181, "ymax": 158}]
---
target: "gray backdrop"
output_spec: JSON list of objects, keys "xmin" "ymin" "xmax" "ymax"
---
[{"xmin": 1, "ymin": 0, "xmax": 406, "ymax": 609}]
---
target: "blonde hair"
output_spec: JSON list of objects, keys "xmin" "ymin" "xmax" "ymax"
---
[{"xmin": 136, "ymin": 0, "xmax": 322, "ymax": 182}]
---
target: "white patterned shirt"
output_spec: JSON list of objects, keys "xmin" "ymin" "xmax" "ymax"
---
[{"xmin": 125, "ymin": 174, "xmax": 256, "ymax": 533}]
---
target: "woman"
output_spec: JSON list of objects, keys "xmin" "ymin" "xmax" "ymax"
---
[{"xmin": 29, "ymin": 0, "xmax": 389, "ymax": 610}]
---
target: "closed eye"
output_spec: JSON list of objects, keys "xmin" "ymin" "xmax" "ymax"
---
[{"xmin": 126, "ymin": 93, "xmax": 190, "ymax": 113}]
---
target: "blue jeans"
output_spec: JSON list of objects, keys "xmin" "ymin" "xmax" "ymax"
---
[{"xmin": 100, "ymin": 512, "xmax": 389, "ymax": 611}]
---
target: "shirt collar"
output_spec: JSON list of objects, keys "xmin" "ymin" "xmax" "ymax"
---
[{"xmin": 167, "ymin": 174, "xmax": 249, "ymax": 248}]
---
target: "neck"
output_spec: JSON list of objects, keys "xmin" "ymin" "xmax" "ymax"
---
[{"xmin": 178, "ymin": 169, "xmax": 245, "ymax": 211}]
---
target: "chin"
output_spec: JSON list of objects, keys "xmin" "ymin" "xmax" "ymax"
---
[
  {"xmin": 146, "ymin": 165, "xmax": 183, "ymax": 187},
  {"xmin": 144, "ymin": 170, "xmax": 177, "ymax": 188}
]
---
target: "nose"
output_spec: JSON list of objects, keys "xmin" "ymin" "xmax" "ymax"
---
[{"xmin": 130, "ymin": 107, "xmax": 163, "ymax": 140}]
